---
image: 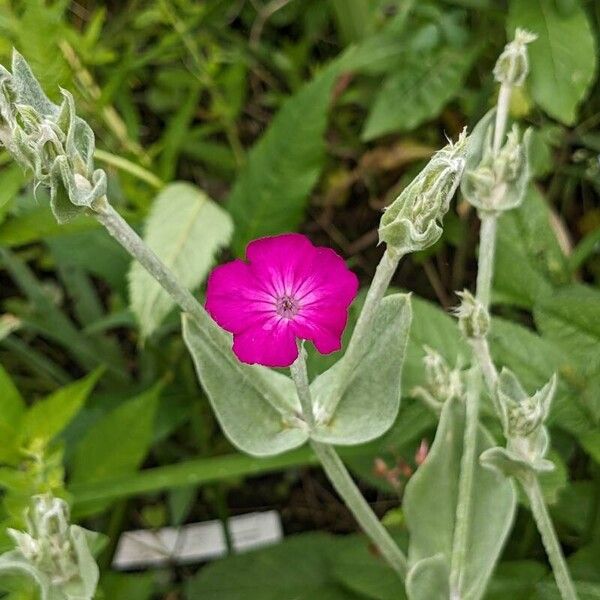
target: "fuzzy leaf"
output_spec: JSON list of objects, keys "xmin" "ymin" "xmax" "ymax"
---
[
  {"xmin": 406, "ymin": 554, "xmax": 450, "ymax": 600},
  {"xmin": 182, "ymin": 314, "xmax": 307, "ymax": 457},
  {"xmin": 509, "ymin": 0, "xmax": 597, "ymax": 125},
  {"xmin": 227, "ymin": 66, "xmax": 338, "ymax": 255},
  {"xmin": 362, "ymin": 47, "xmax": 475, "ymax": 140},
  {"xmin": 129, "ymin": 182, "xmax": 233, "ymax": 339},
  {"xmin": 309, "ymin": 294, "xmax": 411, "ymax": 445},
  {"xmin": 403, "ymin": 395, "xmax": 517, "ymax": 600}
]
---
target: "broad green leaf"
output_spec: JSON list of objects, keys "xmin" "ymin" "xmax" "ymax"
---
[
  {"xmin": 71, "ymin": 383, "xmax": 162, "ymax": 483},
  {"xmin": 362, "ymin": 47, "xmax": 475, "ymax": 140},
  {"xmin": 182, "ymin": 314, "xmax": 307, "ymax": 456},
  {"xmin": 100, "ymin": 572, "xmax": 156, "ymax": 600},
  {"xmin": 485, "ymin": 561, "xmax": 547, "ymax": 599},
  {"xmin": 406, "ymin": 554, "xmax": 449, "ymax": 600},
  {"xmin": 185, "ymin": 532, "xmax": 363, "ymax": 600},
  {"xmin": 0, "ymin": 363, "xmax": 25, "ymax": 462},
  {"xmin": 509, "ymin": 0, "xmax": 597, "ymax": 125},
  {"xmin": 227, "ymin": 66, "xmax": 339, "ymax": 255},
  {"xmin": 21, "ymin": 370, "xmax": 102, "ymax": 447},
  {"xmin": 534, "ymin": 284, "xmax": 600, "ymax": 370},
  {"xmin": 130, "ymin": 182, "xmax": 233, "ymax": 339},
  {"xmin": 403, "ymin": 396, "xmax": 517, "ymax": 600},
  {"xmin": 495, "ymin": 186, "xmax": 568, "ymax": 308},
  {"xmin": 309, "ymin": 294, "xmax": 412, "ymax": 445},
  {"xmin": 332, "ymin": 532, "xmax": 406, "ymax": 600}
]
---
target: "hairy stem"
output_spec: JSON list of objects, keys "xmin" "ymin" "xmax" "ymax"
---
[
  {"xmin": 493, "ymin": 83, "xmax": 511, "ymax": 155},
  {"xmin": 475, "ymin": 215, "xmax": 497, "ymax": 310},
  {"xmin": 289, "ymin": 348, "xmax": 407, "ymax": 580},
  {"xmin": 523, "ymin": 475, "xmax": 579, "ymax": 600},
  {"xmin": 339, "ymin": 248, "xmax": 401, "ymax": 377},
  {"xmin": 449, "ymin": 367, "xmax": 481, "ymax": 597},
  {"xmin": 92, "ymin": 197, "xmax": 209, "ymax": 327}
]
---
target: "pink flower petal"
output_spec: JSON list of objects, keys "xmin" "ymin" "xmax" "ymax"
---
[
  {"xmin": 232, "ymin": 319, "xmax": 298, "ymax": 367},
  {"xmin": 205, "ymin": 233, "xmax": 359, "ymax": 367},
  {"xmin": 205, "ymin": 260, "xmax": 275, "ymax": 334}
]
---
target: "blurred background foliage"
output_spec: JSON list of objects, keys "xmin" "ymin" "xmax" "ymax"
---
[{"xmin": 0, "ymin": 0, "xmax": 599, "ymax": 598}]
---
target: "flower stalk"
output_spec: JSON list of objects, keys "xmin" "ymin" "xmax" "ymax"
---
[
  {"xmin": 289, "ymin": 347, "xmax": 408, "ymax": 580},
  {"xmin": 523, "ymin": 474, "xmax": 578, "ymax": 600}
]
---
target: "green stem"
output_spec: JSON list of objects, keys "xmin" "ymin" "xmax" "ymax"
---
[
  {"xmin": 289, "ymin": 348, "xmax": 407, "ymax": 580},
  {"xmin": 475, "ymin": 215, "xmax": 497, "ymax": 310},
  {"xmin": 92, "ymin": 197, "xmax": 208, "ymax": 326},
  {"xmin": 449, "ymin": 367, "xmax": 481, "ymax": 597},
  {"xmin": 493, "ymin": 83, "xmax": 512, "ymax": 155},
  {"xmin": 332, "ymin": 248, "xmax": 401, "ymax": 387},
  {"xmin": 523, "ymin": 475, "xmax": 579, "ymax": 600}
]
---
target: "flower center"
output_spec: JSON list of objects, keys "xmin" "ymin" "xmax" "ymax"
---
[{"xmin": 275, "ymin": 294, "xmax": 299, "ymax": 319}]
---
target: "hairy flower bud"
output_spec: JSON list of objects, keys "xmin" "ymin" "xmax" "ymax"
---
[
  {"xmin": 493, "ymin": 28, "xmax": 537, "ymax": 87},
  {"xmin": 3, "ymin": 494, "xmax": 100, "ymax": 599},
  {"xmin": 379, "ymin": 130, "xmax": 467, "ymax": 254},
  {"xmin": 461, "ymin": 110, "xmax": 531, "ymax": 214},
  {"xmin": 454, "ymin": 290, "xmax": 490, "ymax": 339},
  {"xmin": 412, "ymin": 346, "xmax": 463, "ymax": 410},
  {"xmin": 496, "ymin": 369, "xmax": 556, "ymax": 467},
  {"xmin": 0, "ymin": 51, "xmax": 106, "ymax": 223}
]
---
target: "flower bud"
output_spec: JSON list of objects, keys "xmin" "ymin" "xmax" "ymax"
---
[
  {"xmin": 493, "ymin": 28, "xmax": 537, "ymax": 88},
  {"xmin": 495, "ymin": 369, "xmax": 556, "ymax": 467},
  {"xmin": 453, "ymin": 290, "xmax": 490, "ymax": 339},
  {"xmin": 461, "ymin": 110, "xmax": 531, "ymax": 214},
  {"xmin": 379, "ymin": 130, "xmax": 467, "ymax": 254},
  {"xmin": 6, "ymin": 494, "xmax": 99, "ymax": 597},
  {"xmin": 0, "ymin": 51, "xmax": 106, "ymax": 223},
  {"xmin": 412, "ymin": 346, "xmax": 463, "ymax": 408}
]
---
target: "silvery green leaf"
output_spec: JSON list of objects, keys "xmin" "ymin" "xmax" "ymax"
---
[
  {"xmin": 182, "ymin": 313, "xmax": 307, "ymax": 456},
  {"xmin": 130, "ymin": 182, "xmax": 233, "ymax": 339},
  {"xmin": 11, "ymin": 50, "xmax": 57, "ymax": 118},
  {"xmin": 406, "ymin": 554, "xmax": 450, "ymax": 600},
  {"xmin": 309, "ymin": 294, "xmax": 411, "ymax": 445},
  {"xmin": 0, "ymin": 550, "xmax": 51, "ymax": 600},
  {"xmin": 403, "ymin": 396, "xmax": 516, "ymax": 600},
  {"xmin": 50, "ymin": 158, "xmax": 106, "ymax": 223},
  {"xmin": 58, "ymin": 90, "xmax": 95, "ymax": 175},
  {"xmin": 61, "ymin": 526, "xmax": 99, "ymax": 600},
  {"xmin": 480, "ymin": 445, "xmax": 555, "ymax": 481}
]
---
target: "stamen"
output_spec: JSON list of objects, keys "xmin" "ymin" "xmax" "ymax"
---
[{"xmin": 275, "ymin": 294, "xmax": 299, "ymax": 318}]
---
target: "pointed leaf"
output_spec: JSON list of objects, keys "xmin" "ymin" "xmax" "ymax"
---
[
  {"xmin": 509, "ymin": 0, "xmax": 597, "ymax": 125},
  {"xmin": 71, "ymin": 383, "xmax": 163, "ymax": 483},
  {"xmin": 129, "ymin": 182, "xmax": 233, "ymax": 339},
  {"xmin": 403, "ymin": 396, "xmax": 516, "ymax": 600},
  {"xmin": 227, "ymin": 67, "xmax": 339, "ymax": 255},
  {"xmin": 309, "ymin": 294, "xmax": 411, "ymax": 445},
  {"xmin": 182, "ymin": 314, "xmax": 307, "ymax": 456},
  {"xmin": 21, "ymin": 369, "xmax": 102, "ymax": 447},
  {"xmin": 0, "ymin": 363, "xmax": 25, "ymax": 462},
  {"xmin": 406, "ymin": 555, "xmax": 450, "ymax": 600},
  {"xmin": 362, "ymin": 47, "xmax": 476, "ymax": 140}
]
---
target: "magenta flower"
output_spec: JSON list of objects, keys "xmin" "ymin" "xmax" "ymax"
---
[{"xmin": 205, "ymin": 233, "xmax": 359, "ymax": 368}]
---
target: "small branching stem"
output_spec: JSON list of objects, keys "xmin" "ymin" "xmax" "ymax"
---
[
  {"xmin": 523, "ymin": 474, "xmax": 579, "ymax": 600},
  {"xmin": 290, "ymin": 348, "xmax": 408, "ymax": 581}
]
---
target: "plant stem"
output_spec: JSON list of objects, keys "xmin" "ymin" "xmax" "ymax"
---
[
  {"xmin": 523, "ymin": 474, "xmax": 579, "ymax": 600},
  {"xmin": 289, "ymin": 348, "xmax": 407, "ymax": 580},
  {"xmin": 339, "ymin": 248, "xmax": 402, "ymax": 378},
  {"xmin": 493, "ymin": 83, "xmax": 511, "ymax": 155},
  {"xmin": 92, "ymin": 197, "xmax": 208, "ymax": 326},
  {"xmin": 449, "ymin": 367, "xmax": 481, "ymax": 597},
  {"xmin": 94, "ymin": 149, "xmax": 163, "ymax": 189},
  {"xmin": 475, "ymin": 215, "xmax": 497, "ymax": 310}
]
